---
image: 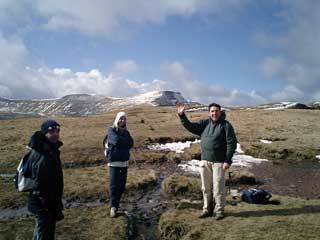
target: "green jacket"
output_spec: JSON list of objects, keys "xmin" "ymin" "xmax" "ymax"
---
[{"xmin": 179, "ymin": 112, "xmax": 237, "ymax": 165}]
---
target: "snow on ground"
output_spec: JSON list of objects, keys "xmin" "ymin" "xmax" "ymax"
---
[
  {"xmin": 148, "ymin": 139, "xmax": 200, "ymax": 153},
  {"xmin": 178, "ymin": 143, "xmax": 269, "ymax": 174},
  {"xmin": 265, "ymin": 102, "xmax": 298, "ymax": 110},
  {"xmin": 316, "ymin": 155, "xmax": 320, "ymax": 160},
  {"xmin": 259, "ymin": 139, "xmax": 273, "ymax": 144},
  {"xmin": 148, "ymin": 141, "xmax": 269, "ymax": 174}
]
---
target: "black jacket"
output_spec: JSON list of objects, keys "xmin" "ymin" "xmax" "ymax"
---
[{"xmin": 27, "ymin": 131, "xmax": 64, "ymax": 215}]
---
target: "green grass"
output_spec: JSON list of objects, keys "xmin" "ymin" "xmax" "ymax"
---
[{"xmin": 159, "ymin": 196, "xmax": 320, "ymax": 240}]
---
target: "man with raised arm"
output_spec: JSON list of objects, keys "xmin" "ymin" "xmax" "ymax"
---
[{"xmin": 176, "ymin": 102, "xmax": 237, "ymax": 220}]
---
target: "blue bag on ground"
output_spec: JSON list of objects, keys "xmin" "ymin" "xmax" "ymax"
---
[{"xmin": 241, "ymin": 188, "xmax": 272, "ymax": 204}]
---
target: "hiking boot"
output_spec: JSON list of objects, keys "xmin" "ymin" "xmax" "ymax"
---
[
  {"xmin": 214, "ymin": 212, "xmax": 224, "ymax": 221},
  {"xmin": 199, "ymin": 211, "xmax": 213, "ymax": 219},
  {"xmin": 110, "ymin": 207, "xmax": 117, "ymax": 218}
]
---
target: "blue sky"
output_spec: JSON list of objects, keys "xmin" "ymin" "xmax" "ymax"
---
[{"xmin": 0, "ymin": 0, "xmax": 319, "ymax": 106}]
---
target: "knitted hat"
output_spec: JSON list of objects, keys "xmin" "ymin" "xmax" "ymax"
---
[
  {"xmin": 41, "ymin": 119, "xmax": 60, "ymax": 134},
  {"xmin": 113, "ymin": 112, "xmax": 127, "ymax": 128}
]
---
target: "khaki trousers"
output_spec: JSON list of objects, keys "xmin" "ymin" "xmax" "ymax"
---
[{"xmin": 199, "ymin": 160, "xmax": 226, "ymax": 214}]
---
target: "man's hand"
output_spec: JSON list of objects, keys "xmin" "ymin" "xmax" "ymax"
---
[
  {"xmin": 223, "ymin": 162, "xmax": 230, "ymax": 170},
  {"xmin": 176, "ymin": 102, "xmax": 185, "ymax": 115}
]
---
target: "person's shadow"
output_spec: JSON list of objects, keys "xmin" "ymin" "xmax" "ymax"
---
[{"xmin": 229, "ymin": 204, "xmax": 320, "ymax": 218}]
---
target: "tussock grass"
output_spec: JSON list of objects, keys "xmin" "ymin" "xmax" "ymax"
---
[
  {"xmin": 64, "ymin": 166, "xmax": 157, "ymax": 202},
  {"xmin": 0, "ymin": 167, "xmax": 157, "ymax": 208},
  {"xmin": 227, "ymin": 109, "xmax": 320, "ymax": 163},
  {"xmin": 161, "ymin": 175, "xmax": 202, "ymax": 199},
  {"xmin": 159, "ymin": 196, "xmax": 320, "ymax": 240},
  {"xmin": 0, "ymin": 177, "xmax": 27, "ymax": 208},
  {"xmin": 0, "ymin": 106, "xmax": 195, "ymax": 173},
  {"xmin": 2, "ymin": 107, "xmax": 319, "ymax": 173},
  {"xmin": 161, "ymin": 171, "xmax": 256, "ymax": 199},
  {"xmin": 1, "ymin": 107, "xmax": 320, "ymax": 239},
  {"xmin": 0, "ymin": 204, "xmax": 128, "ymax": 240}
]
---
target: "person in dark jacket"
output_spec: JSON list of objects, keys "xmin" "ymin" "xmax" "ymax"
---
[
  {"xmin": 104, "ymin": 112, "xmax": 134, "ymax": 218},
  {"xmin": 27, "ymin": 119, "xmax": 64, "ymax": 240},
  {"xmin": 176, "ymin": 102, "xmax": 237, "ymax": 220}
]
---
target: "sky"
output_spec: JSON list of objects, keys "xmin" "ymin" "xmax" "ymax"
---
[{"xmin": 0, "ymin": 0, "xmax": 319, "ymax": 106}]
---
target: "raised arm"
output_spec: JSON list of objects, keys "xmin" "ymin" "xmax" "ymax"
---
[{"xmin": 176, "ymin": 102, "xmax": 208, "ymax": 136}]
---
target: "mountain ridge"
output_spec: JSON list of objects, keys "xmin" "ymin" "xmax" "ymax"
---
[{"xmin": 0, "ymin": 91, "xmax": 192, "ymax": 117}]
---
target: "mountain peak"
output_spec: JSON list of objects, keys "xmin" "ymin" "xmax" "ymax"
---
[{"xmin": 0, "ymin": 90, "xmax": 190, "ymax": 116}]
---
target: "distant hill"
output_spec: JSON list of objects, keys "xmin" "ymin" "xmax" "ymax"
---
[
  {"xmin": 0, "ymin": 91, "xmax": 194, "ymax": 117},
  {"xmin": 252, "ymin": 102, "xmax": 312, "ymax": 110}
]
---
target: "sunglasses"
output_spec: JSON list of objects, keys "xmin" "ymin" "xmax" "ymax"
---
[{"xmin": 47, "ymin": 125, "xmax": 60, "ymax": 131}]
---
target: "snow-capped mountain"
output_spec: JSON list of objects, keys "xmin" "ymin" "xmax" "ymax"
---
[{"xmin": 0, "ymin": 91, "xmax": 190, "ymax": 117}]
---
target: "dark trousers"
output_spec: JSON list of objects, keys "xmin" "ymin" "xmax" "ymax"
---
[
  {"xmin": 109, "ymin": 166, "xmax": 128, "ymax": 209},
  {"xmin": 32, "ymin": 210, "xmax": 56, "ymax": 240}
]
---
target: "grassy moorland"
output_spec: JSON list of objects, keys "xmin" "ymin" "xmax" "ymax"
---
[
  {"xmin": 0, "ymin": 205, "xmax": 128, "ymax": 240},
  {"xmin": 0, "ymin": 167, "xmax": 157, "ymax": 209},
  {"xmin": 1, "ymin": 106, "xmax": 320, "ymax": 239},
  {"xmin": 159, "ymin": 195, "xmax": 320, "ymax": 240},
  {"xmin": 1, "ymin": 107, "xmax": 319, "ymax": 174}
]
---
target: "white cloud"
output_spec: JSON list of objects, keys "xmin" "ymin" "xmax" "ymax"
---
[
  {"xmin": 112, "ymin": 60, "xmax": 138, "ymax": 75},
  {"xmin": 256, "ymin": 1, "xmax": 320, "ymax": 102},
  {"xmin": 0, "ymin": 85, "xmax": 11, "ymax": 97},
  {"xmin": 161, "ymin": 61, "xmax": 268, "ymax": 106},
  {"xmin": 0, "ymin": 0, "xmax": 251, "ymax": 38},
  {"xmin": 259, "ymin": 56, "xmax": 286, "ymax": 79},
  {"xmin": 270, "ymin": 85, "xmax": 304, "ymax": 102}
]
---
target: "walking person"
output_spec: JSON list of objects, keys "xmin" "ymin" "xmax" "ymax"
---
[
  {"xmin": 104, "ymin": 112, "xmax": 134, "ymax": 218},
  {"xmin": 176, "ymin": 102, "xmax": 237, "ymax": 220},
  {"xmin": 27, "ymin": 120, "xmax": 64, "ymax": 239}
]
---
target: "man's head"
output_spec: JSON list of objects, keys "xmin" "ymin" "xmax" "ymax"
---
[
  {"xmin": 41, "ymin": 119, "xmax": 60, "ymax": 143},
  {"xmin": 208, "ymin": 103, "xmax": 221, "ymax": 121},
  {"xmin": 113, "ymin": 112, "xmax": 127, "ymax": 129}
]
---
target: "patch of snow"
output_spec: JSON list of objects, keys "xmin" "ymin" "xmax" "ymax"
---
[
  {"xmin": 148, "ymin": 139, "xmax": 200, "ymax": 153},
  {"xmin": 316, "ymin": 155, "xmax": 320, "ymax": 160},
  {"xmin": 259, "ymin": 139, "xmax": 273, "ymax": 144},
  {"xmin": 178, "ymin": 143, "xmax": 269, "ymax": 174},
  {"xmin": 178, "ymin": 160, "xmax": 202, "ymax": 174},
  {"xmin": 186, "ymin": 107, "xmax": 207, "ymax": 112},
  {"xmin": 232, "ymin": 154, "xmax": 269, "ymax": 168},
  {"xmin": 265, "ymin": 102, "xmax": 298, "ymax": 110}
]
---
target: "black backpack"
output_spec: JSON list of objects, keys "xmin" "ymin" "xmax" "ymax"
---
[{"xmin": 241, "ymin": 188, "xmax": 272, "ymax": 204}]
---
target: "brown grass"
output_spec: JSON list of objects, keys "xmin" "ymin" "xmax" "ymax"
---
[
  {"xmin": 159, "ymin": 195, "xmax": 320, "ymax": 240},
  {"xmin": 0, "ymin": 204, "xmax": 128, "ymax": 240},
  {"xmin": 63, "ymin": 166, "xmax": 157, "ymax": 202},
  {"xmin": 0, "ymin": 167, "xmax": 157, "ymax": 208},
  {"xmin": 0, "ymin": 177, "xmax": 28, "ymax": 208},
  {"xmin": 1, "ymin": 107, "xmax": 319, "ymax": 173},
  {"xmin": 161, "ymin": 175, "xmax": 202, "ymax": 199}
]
